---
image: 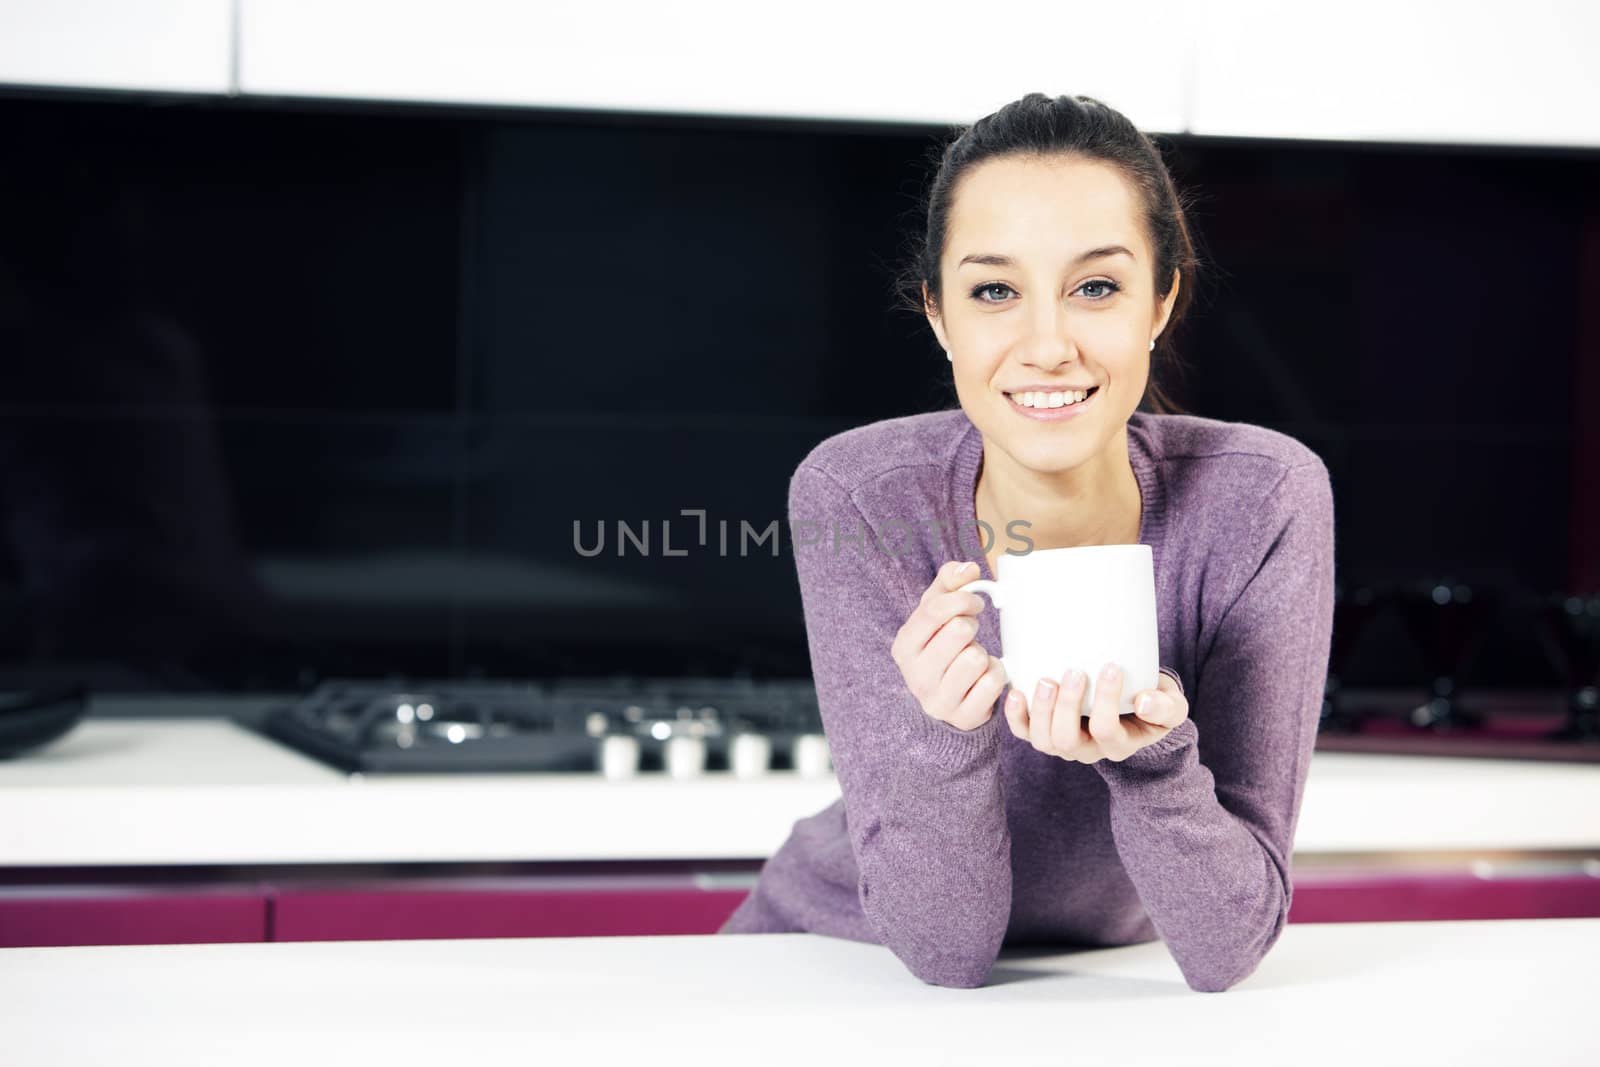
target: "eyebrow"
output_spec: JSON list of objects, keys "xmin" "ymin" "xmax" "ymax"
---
[{"xmin": 957, "ymin": 245, "xmax": 1135, "ymax": 269}]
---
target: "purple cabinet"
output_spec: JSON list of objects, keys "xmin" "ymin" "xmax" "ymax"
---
[
  {"xmin": 4, "ymin": 867, "xmax": 1597, "ymax": 948},
  {"xmin": 0, "ymin": 886, "xmax": 268, "ymax": 948},
  {"xmin": 1288, "ymin": 870, "xmax": 1600, "ymax": 923},
  {"xmin": 268, "ymin": 880, "xmax": 746, "ymax": 941}
]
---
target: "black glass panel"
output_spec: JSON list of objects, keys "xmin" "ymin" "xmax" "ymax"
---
[{"xmin": 0, "ymin": 91, "xmax": 1594, "ymax": 693}]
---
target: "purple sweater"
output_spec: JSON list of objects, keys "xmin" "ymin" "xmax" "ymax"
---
[{"xmin": 718, "ymin": 407, "xmax": 1337, "ymax": 993}]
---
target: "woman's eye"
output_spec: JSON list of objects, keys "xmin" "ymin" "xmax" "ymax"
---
[
  {"xmin": 969, "ymin": 280, "xmax": 1121, "ymax": 304},
  {"xmin": 971, "ymin": 283, "xmax": 1014, "ymax": 303}
]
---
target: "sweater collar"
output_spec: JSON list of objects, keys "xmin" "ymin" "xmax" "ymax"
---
[{"xmin": 949, "ymin": 410, "xmax": 1168, "ymax": 584}]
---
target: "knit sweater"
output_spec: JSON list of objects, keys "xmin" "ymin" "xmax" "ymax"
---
[{"xmin": 718, "ymin": 406, "xmax": 1337, "ymax": 993}]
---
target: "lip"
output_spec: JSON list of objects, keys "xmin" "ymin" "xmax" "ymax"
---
[{"xmin": 1003, "ymin": 386, "xmax": 1100, "ymax": 421}]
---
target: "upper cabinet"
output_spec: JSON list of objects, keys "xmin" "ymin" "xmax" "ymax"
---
[
  {"xmin": 5, "ymin": 0, "xmax": 1598, "ymax": 148},
  {"xmin": 235, "ymin": 0, "xmax": 1191, "ymax": 132},
  {"xmin": 1189, "ymin": 0, "xmax": 1600, "ymax": 148},
  {"xmin": 0, "ymin": 0, "xmax": 232, "ymax": 95}
]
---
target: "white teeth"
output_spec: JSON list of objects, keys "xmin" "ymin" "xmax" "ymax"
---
[{"xmin": 1009, "ymin": 389, "xmax": 1090, "ymax": 409}]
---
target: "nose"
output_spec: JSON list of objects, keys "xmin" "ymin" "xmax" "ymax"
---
[{"xmin": 1019, "ymin": 296, "xmax": 1078, "ymax": 371}]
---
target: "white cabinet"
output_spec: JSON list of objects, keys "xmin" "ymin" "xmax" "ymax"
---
[
  {"xmin": 6, "ymin": 0, "xmax": 1597, "ymax": 148},
  {"xmin": 1189, "ymin": 0, "xmax": 1600, "ymax": 148},
  {"xmin": 236, "ymin": 0, "xmax": 1190, "ymax": 132},
  {"xmin": 0, "ymin": 0, "xmax": 232, "ymax": 95}
]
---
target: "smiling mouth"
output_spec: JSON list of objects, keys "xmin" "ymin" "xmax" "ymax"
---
[{"xmin": 1003, "ymin": 386, "xmax": 1100, "ymax": 412}]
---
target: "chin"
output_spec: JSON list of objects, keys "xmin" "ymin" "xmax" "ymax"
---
[{"xmin": 991, "ymin": 427, "xmax": 1096, "ymax": 475}]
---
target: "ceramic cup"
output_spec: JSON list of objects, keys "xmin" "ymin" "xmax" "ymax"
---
[{"xmin": 965, "ymin": 543, "xmax": 1158, "ymax": 717}]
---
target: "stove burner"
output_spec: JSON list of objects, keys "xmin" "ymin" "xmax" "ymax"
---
[{"xmin": 260, "ymin": 677, "xmax": 829, "ymax": 777}]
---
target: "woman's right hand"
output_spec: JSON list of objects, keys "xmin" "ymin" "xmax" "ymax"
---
[{"xmin": 890, "ymin": 560, "xmax": 1007, "ymax": 732}]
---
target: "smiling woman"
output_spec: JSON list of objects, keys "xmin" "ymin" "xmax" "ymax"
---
[
  {"xmin": 719, "ymin": 93, "xmax": 1337, "ymax": 996},
  {"xmin": 944, "ymin": 156, "xmax": 1166, "ymax": 574}
]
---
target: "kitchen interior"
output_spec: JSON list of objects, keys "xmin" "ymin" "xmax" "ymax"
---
[{"xmin": 2, "ymin": 1, "xmax": 1599, "ymax": 1063}]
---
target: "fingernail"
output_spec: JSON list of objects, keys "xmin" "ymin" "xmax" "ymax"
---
[
  {"xmin": 1006, "ymin": 690, "xmax": 1020, "ymax": 710},
  {"xmin": 1136, "ymin": 695, "xmax": 1149, "ymax": 716},
  {"xmin": 1037, "ymin": 678, "xmax": 1057, "ymax": 694},
  {"xmin": 1065, "ymin": 669, "xmax": 1084, "ymax": 690},
  {"xmin": 1101, "ymin": 663, "xmax": 1120, "ymax": 681}
]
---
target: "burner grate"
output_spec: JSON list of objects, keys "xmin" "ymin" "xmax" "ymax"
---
[{"xmin": 259, "ymin": 677, "xmax": 824, "ymax": 775}]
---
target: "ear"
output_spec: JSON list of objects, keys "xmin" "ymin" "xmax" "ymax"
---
[
  {"xmin": 923, "ymin": 281, "xmax": 950, "ymax": 352},
  {"xmin": 1151, "ymin": 267, "xmax": 1181, "ymax": 343}
]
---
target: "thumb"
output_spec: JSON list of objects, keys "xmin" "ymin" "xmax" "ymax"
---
[
  {"xmin": 1135, "ymin": 691, "xmax": 1180, "ymax": 728},
  {"xmin": 939, "ymin": 560, "xmax": 979, "ymax": 590}
]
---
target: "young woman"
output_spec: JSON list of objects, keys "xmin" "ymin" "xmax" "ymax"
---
[{"xmin": 719, "ymin": 92, "xmax": 1336, "ymax": 995}]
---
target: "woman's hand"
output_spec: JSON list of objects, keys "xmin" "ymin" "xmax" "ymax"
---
[
  {"xmin": 890, "ymin": 561, "xmax": 1007, "ymax": 732},
  {"xmin": 1002, "ymin": 664, "xmax": 1189, "ymax": 763}
]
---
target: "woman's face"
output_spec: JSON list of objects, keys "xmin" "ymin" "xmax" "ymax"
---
[{"xmin": 924, "ymin": 153, "xmax": 1179, "ymax": 476}]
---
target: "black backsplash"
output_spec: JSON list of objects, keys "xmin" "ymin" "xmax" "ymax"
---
[{"xmin": 1, "ymin": 93, "xmax": 1595, "ymax": 692}]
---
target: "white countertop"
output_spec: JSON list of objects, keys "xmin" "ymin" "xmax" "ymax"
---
[
  {"xmin": 2, "ymin": 718, "xmax": 1598, "ymax": 865},
  {"xmin": 0, "ymin": 918, "xmax": 1594, "ymax": 1066}
]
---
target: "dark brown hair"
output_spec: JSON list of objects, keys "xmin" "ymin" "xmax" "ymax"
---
[{"xmin": 895, "ymin": 92, "xmax": 1201, "ymax": 415}]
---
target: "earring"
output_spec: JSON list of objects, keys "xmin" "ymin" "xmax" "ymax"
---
[
  {"xmin": 945, "ymin": 349, "xmax": 953, "ymax": 362},
  {"xmin": 1149, "ymin": 340, "xmax": 1155, "ymax": 351}
]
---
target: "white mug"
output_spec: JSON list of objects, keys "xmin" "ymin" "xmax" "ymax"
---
[{"xmin": 966, "ymin": 544, "xmax": 1159, "ymax": 717}]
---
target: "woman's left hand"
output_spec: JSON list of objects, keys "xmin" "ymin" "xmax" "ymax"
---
[{"xmin": 1002, "ymin": 664, "xmax": 1190, "ymax": 764}]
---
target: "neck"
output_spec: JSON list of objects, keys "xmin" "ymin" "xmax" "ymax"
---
[{"xmin": 975, "ymin": 426, "xmax": 1142, "ymax": 550}]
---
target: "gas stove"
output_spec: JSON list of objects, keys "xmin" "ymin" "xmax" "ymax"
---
[{"xmin": 259, "ymin": 676, "xmax": 832, "ymax": 779}]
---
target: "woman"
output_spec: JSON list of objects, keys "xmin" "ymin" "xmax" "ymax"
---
[{"xmin": 719, "ymin": 92, "xmax": 1336, "ymax": 995}]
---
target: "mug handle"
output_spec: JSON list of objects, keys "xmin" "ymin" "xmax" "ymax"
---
[{"xmin": 964, "ymin": 579, "xmax": 1003, "ymax": 609}]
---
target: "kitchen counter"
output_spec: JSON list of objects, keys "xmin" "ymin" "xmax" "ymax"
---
[
  {"xmin": 0, "ymin": 917, "xmax": 1594, "ymax": 1066},
  {"xmin": 2, "ymin": 717, "xmax": 1599, "ymax": 865}
]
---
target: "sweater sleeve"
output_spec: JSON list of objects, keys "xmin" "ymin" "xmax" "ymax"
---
[
  {"xmin": 1092, "ymin": 459, "xmax": 1336, "ymax": 993},
  {"xmin": 788, "ymin": 462, "xmax": 1012, "ymax": 988}
]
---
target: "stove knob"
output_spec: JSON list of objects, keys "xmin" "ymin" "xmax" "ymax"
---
[
  {"xmin": 794, "ymin": 733, "xmax": 832, "ymax": 778},
  {"xmin": 600, "ymin": 734, "xmax": 640, "ymax": 780},
  {"xmin": 729, "ymin": 732, "xmax": 772, "ymax": 779},
  {"xmin": 665, "ymin": 734, "xmax": 707, "ymax": 780}
]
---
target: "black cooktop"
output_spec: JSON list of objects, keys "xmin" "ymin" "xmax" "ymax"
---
[{"xmin": 259, "ymin": 676, "xmax": 824, "ymax": 774}]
